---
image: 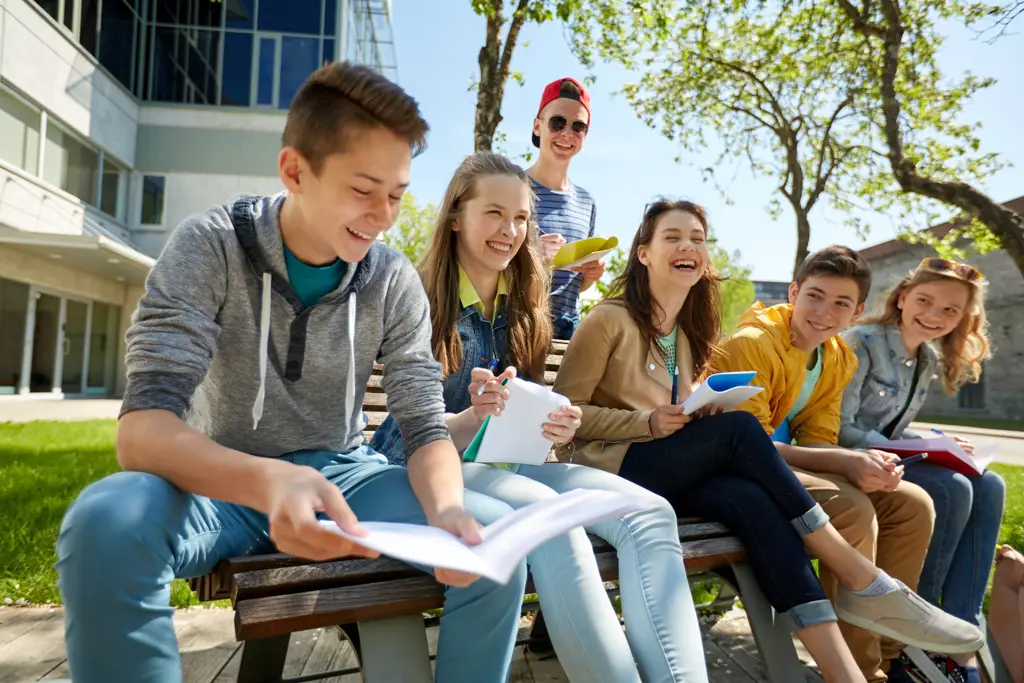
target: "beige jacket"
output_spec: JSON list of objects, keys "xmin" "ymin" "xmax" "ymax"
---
[{"xmin": 552, "ymin": 300, "xmax": 694, "ymax": 473}]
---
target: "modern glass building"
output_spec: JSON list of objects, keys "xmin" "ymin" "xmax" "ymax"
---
[{"xmin": 0, "ymin": 0, "xmax": 398, "ymax": 398}]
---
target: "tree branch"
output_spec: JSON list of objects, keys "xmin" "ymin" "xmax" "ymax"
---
[
  {"xmin": 499, "ymin": 0, "xmax": 531, "ymax": 87},
  {"xmin": 705, "ymin": 56, "xmax": 792, "ymax": 131},
  {"xmin": 835, "ymin": 0, "xmax": 886, "ymax": 37},
  {"xmin": 806, "ymin": 93, "xmax": 854, "ymax": 209}
]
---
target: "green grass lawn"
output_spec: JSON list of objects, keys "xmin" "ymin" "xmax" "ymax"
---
[
  {"xmin": 2, "ymin": 420, "xmax": 1023, "ymax": 611},
  {"xmin": 917, "ymin": 415, "xmax": 1024, "ymax": 432}
]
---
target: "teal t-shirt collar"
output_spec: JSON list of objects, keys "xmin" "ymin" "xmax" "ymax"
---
[{"xmin": 282, "ymin": 243, "xmax": 347, "ymax": 308}]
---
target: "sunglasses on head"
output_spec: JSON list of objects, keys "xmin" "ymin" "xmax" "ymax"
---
[
  {"xmin": 546, "ymin": 115, "xmax": 589, "ymax": 136},
  {"xmin": 919, "ymin": 257, "xmax": 983, "ymax": 281}
]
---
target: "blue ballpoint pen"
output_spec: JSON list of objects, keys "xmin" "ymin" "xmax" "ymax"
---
[
  {"xmin": 671, "ymin": 366, "xmax": 679, "ymax": 405},
  {"xmin": 477, "ymin": 358, "xmax": 501, "ymax": 396},
  {"xmin": 931, "ymin": 428, "xmax": 945, "ymax": 436}
]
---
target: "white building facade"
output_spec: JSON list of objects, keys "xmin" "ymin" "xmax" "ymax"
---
[{"xmin": 0, "ymin": 0, "xmax": 396, "ymax": 398}]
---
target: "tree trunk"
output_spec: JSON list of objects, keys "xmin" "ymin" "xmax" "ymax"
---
[
  {"xmin": 792, "ymin": 209, "xmax": 811, "ymax": 280},
  {"xmin": 474, "ymin": 45, "xmax": 502, "ymax": 152},
  {"xmin": 871, "ymin": 0, "xmax": 1024, "ymax": 278}
]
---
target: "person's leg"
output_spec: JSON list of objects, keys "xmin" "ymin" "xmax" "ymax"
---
[
  {"xmin": 56, "ymin": 470, "xmax": 273, "ymax": 683},
  {"xmin": 867, "ymin": 480, "xmax": 936, "ymax": 665},
  {"xmin": 323, "ymin": 449, "xmax": 527, "ymax": 683},
  {"xmin": 938, "ymin": 470, "xmax": 1006, "ymax": 626},
  {"xmin": 900, "ymin": 464, "xmax": 974, "ymax": 610},
  {"xmin": 675, "ymin": 475, "xmax": 865, "ymax": 683},
  {"xmin": 461, "ymin": 462, "xmax": 643, "ymax": 683},
  {"xmin": 990, "ymin": 545, "xmax": 1024, "ymax": 682},
  {"xmin": 520, "ymin": 462, "xmax": 710, "ymax": 683},
  {"xmin": 796, "ymin": 469, "xmax": 887, "ymax": 683}
]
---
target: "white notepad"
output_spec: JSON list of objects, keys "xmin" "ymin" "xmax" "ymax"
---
[
  {"xmin": 682, "ymin": 371, "xmax": 764, "ymax": 415},
  {"xmin": 319, "ymin": 488, "xmax": 647, "ymax": 584},
  {"xmin": 462, "ymin": 377, "xmax": 571, "ymax": 466}
]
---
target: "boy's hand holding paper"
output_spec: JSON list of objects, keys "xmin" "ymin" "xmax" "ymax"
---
[{"xmin": 551, "ymin": 236, "xmax": 619, "ymax": 271}]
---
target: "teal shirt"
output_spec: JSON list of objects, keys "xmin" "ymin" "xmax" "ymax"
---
[
  {"xmin": 658, "ymin": 327, "xmax": 678, "ymax": 375},
  {"xmin": 283, "ymin": 244, "xmax": 346, "ymax": 307},
  {"xmin": 772, "ymin": 346, "xmax": 823, "ymax": 445}
]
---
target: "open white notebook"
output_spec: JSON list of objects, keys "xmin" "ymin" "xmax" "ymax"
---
[
  {"xmin": 462, "ymin": 377, "xmax": 571, "ymax": 466},
  {"xmin": 681, "ymin": 371, "xmax": 764, "ymax": 415},
  {"xmin": 319, "ymin": 488, "xmax": 646, "ymax": 584}
]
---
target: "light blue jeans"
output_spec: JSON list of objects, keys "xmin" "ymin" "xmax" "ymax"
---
[
  {"xmin": 462, "ymin": 461, "xmax": 710, "ymax": 683},
  {"xmin": 902, "ymin": 463, "xmax": 1006, "ymax": 626},
  {"xmin": 55, "ymin": 448, "xmax": 528, "ymax": 683}
]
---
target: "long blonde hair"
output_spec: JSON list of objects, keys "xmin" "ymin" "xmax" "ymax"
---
[
  {"xmin": 418, "ymin": 153, "xmax": 552, "ymax": 381},
  {"xmin": 864, "ymin": 268, "xmax": 991, "ymax": 395}
]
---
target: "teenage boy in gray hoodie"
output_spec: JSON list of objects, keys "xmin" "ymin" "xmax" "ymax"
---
[{"xmin": 54, "ymin": 62, "xmax": 528, "ymax": 683}]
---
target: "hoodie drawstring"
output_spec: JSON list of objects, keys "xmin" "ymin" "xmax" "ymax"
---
[
  {"xmin": 252, "ymin": 271, "xmax": 272, "ymax": 429},
  {"xmin": 344, "ymin": 292, "xmax": 358, "ymax": 435}
]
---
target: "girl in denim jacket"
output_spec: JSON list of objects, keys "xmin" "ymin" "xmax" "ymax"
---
[
  {"xmin": 841, "ymin": 258, "xmax": 1004, "ymax": 681},
  {"xmin": 371, "ymin": 152, "xmax": 710, "ymax": 683}
]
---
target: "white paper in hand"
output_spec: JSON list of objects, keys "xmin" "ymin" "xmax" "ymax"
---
[
  {"xmin": 319, "ymin": 488, "xmax": 647, "ymax": 584},
  {"xmin": 463, "ymin": 377, "xmax": 571, "ymax": 466},
  {"xmin": 682, "ymin": 371, "xmax": 764, "ymax": 415}
]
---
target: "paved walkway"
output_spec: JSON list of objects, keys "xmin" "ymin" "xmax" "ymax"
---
[
  {"xmin": 0, "ymin": 399, "xmax": 121, "ymax": 423},
  {"xmin": 0, "ymin": 606, "xmax": 823, "ymax": 683}
]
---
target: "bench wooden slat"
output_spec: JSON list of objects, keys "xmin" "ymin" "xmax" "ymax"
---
[
  {"xmin": 233, "ymin": 557, "xmax": 422, "ymax": 602},
  {"xmin": 680, "ymin": 536, "xmax": 747, "ymax": 573}
]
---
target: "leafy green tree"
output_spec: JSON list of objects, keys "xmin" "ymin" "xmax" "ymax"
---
[
  {"xmin": 470, "ymin": 0, "xmax": 673, "ymax": 153},
  {"xmin": 834, "ymin": 0, "xmax": 1024, "ymax": 276},
  {"xmin": 381, "ymin": 193, "xmax": 437, "ymax": 265},
  {"xmin": 713, "ymin": 246, "xmax": 756, "ymax": 335},
  {"xmin": 615, "ymin": 1, "xmax": 879, "ymax": 279}
]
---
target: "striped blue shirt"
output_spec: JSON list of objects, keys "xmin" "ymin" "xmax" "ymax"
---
[{"xmin": 531, "ymin": 178, "xmax": 597, "ymax": 327}]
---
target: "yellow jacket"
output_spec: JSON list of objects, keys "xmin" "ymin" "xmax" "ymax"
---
[{"xmin": 711, "ymin": 302, "xmax": 857, "ymax": 446}]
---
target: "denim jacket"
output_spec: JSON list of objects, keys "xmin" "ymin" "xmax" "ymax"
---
[
  {"xmin": 838, "ymin": 323, "xmax": 940, "ymax": 449},
  {"xmin": 370, "ymin": 303, "xmax": 510, "ymax": 465}
]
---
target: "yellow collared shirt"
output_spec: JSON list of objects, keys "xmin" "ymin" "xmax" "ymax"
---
[{"xmin": 458, "ymin": 267, "xmax": 508, "ymax": 322}]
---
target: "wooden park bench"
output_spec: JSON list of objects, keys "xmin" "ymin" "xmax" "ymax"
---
[{"xmin": 184, "ymin": 342, "xmax": 883, "ymax": 683}]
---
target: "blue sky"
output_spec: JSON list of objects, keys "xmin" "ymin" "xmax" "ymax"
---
[{"xmin": 389, "ymin": 2, "xmax": 1024, "ymax": 281}]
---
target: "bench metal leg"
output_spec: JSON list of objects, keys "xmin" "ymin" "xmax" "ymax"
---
[
  {"xmin": 526, "ymin": 608, "xmax": 557, "ymax": 660},
  {"xmin": 236, "ymin": 634, "xmax": 289, "ymax": 683},
  {"xmin": 358, "ymin": 615, "xmax": 433, "ymax": 683},
  {"xmin": 730, "ymin": 562, "xmax": 806, "ymax": 683}
]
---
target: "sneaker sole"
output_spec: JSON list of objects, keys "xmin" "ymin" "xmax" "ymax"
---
[{"xmin": 834, "ymin": 606, "xmax": 984, "ymax": 654}]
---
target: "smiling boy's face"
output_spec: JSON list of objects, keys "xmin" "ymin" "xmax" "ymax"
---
[{"xmin": 788, "ymin": 275, "xmax": 865, "ymax": 350}]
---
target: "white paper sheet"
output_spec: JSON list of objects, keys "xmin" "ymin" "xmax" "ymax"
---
[
  {"xmin": 471, "ymin": 377, "xmax": 571, "ymax": 465},
  {"xmin": 681, "ymin": 371, "xmax": 764, "ymax": 415},
  {"xmin": 319, "ymin": 488, "xmax": 648, "ymax": 583}
]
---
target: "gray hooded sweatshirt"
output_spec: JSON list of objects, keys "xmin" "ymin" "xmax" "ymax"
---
[{"xmin": 120, "ymin": 192, "xmax": 450, "ymax": 459}]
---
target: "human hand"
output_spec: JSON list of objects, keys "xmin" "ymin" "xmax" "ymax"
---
[
  {"xmin": 693, "ymin": 404, "xmax": 725, "ymax": 419},
  {"xmin": 426, "ymin": 507, "xmax": 484, "ymax": 587},
  {"xmin": 538, "ymin": 233, "xmax": 566, "ymax": 263},
  {"xmin": 572, "ymin": 259, "xmax": 606, "ymax": 283},
  {"xmin": 841, "ymin": 449, "xmax": 903, "ymax": 493},
  {"xmin": 953, "ymin": 435, "xmax": 975, "ymax": 456},
  {"xmin": 265, "ymin": 462, "xmax": 379, "ymax": 561},
  {"xmin": 468, "ymin": 366, "xmax": 517, "ymax": 421},
  {"xmin": 649, "ymin": 404, "xmax": 692, "ymax": 439},
  {"xmin": 542, "ymin": 404, "xmax": 581, "ymax": 444}
]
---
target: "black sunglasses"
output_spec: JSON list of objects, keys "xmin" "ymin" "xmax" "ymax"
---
[{"xmin": 546, "ymin": 115, "xmax": 589, "ymax": 135}]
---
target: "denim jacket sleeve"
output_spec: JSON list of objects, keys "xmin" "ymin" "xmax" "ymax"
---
[{"xmin": 838, "ymin": 329, "xmax": 889, "ymax": 449}]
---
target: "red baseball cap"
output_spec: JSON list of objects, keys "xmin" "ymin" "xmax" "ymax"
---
[{"xmin": 532, "ymin": 77, "xmax": 591, "ymax": 148}]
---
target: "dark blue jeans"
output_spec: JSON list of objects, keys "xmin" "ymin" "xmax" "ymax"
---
[{"xmin": 619, "ymin": 411, "xmax": 835, "ymax": 628}]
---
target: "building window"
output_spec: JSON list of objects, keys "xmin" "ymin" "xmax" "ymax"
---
[
  {"xmin": 44, "ymin": 123, "xmax": 100, "ymax": 206},
  {"xmin": 0, "ymin": 88, "xmax": 41, "ymax": 175},
  {"xmin": 141, "ymin": 175, "xmax": 166, "ymax": 225},
  {"xmin": 100, "ymin": 157, "xmax": 127, "ymax": 220},
  {"xmin": 958, "ymin": 374, "xmax": 985, "ymax": 410},
  {"xmin": 98, "ymin": 0, "xmax": 142, "ymax": 92}
]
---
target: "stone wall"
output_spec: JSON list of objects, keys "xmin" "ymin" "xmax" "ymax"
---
[{"xmin": 861, "ymin": 241, "xmax": 1024, "ymax": 421}]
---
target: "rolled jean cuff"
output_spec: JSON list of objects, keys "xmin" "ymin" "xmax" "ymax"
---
[
  {"xmin": 785, "ymin": 599, "xmax": 837, "ymax": 630},
  {"xmin": 790, "ymin": 503, "xmax": 829, "ymax": 537}
]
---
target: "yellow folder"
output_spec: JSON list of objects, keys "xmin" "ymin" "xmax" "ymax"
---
[{"xmin": 551, "ymin": 236, "xmax": 619, "ymax": 270}]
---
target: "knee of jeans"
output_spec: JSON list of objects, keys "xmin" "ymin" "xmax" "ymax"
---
[
  {"xmin": 979, "ymin": 470, "xmax": 1007, "ymax": 506},
  {"xmin": 58, "ymin": 471, "xmax": 181, "ymax": 570}
]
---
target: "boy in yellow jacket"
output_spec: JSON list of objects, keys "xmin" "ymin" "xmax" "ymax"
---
[{"xmin": 713, "ymin": 245, "xmax": 936, "ymax": 683}]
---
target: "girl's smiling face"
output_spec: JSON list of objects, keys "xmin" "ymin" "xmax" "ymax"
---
[
  {"xmin": 638, "ymin": 209, "xmax": 709, "ymax": 290},
  {"xmin": 899, "ymin": 279, "xmax": 970, "ymax": 345},
  {"xmin": 453, "ymin": 174, "xmax": 532, "ymax": 273}
]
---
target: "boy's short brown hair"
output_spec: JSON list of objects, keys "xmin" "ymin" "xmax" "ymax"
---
[
  {"xmin": 795, "ymin": 245, "xmax": 872, "ymax": 303},
  {"xmin": 282, "ymin": 61, "xmax": 429, "ymax": 174}
]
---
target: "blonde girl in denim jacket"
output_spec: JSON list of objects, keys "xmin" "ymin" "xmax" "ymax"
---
[{"xmin": 841, "ymin": 258, "xmax": 1004, "ymax": 682}]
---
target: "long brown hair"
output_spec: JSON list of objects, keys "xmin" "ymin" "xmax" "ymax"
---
[
  {"xmin": 418, "ymin": 153, "xmax": 552, "ymax": 381},
  {"xmin": 863, "ymin": 267, "xmax": 991, "ymax": 395},
  {"xmin": 608, "ymin": 199, "xmax": 724, "ymax": 379}
]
